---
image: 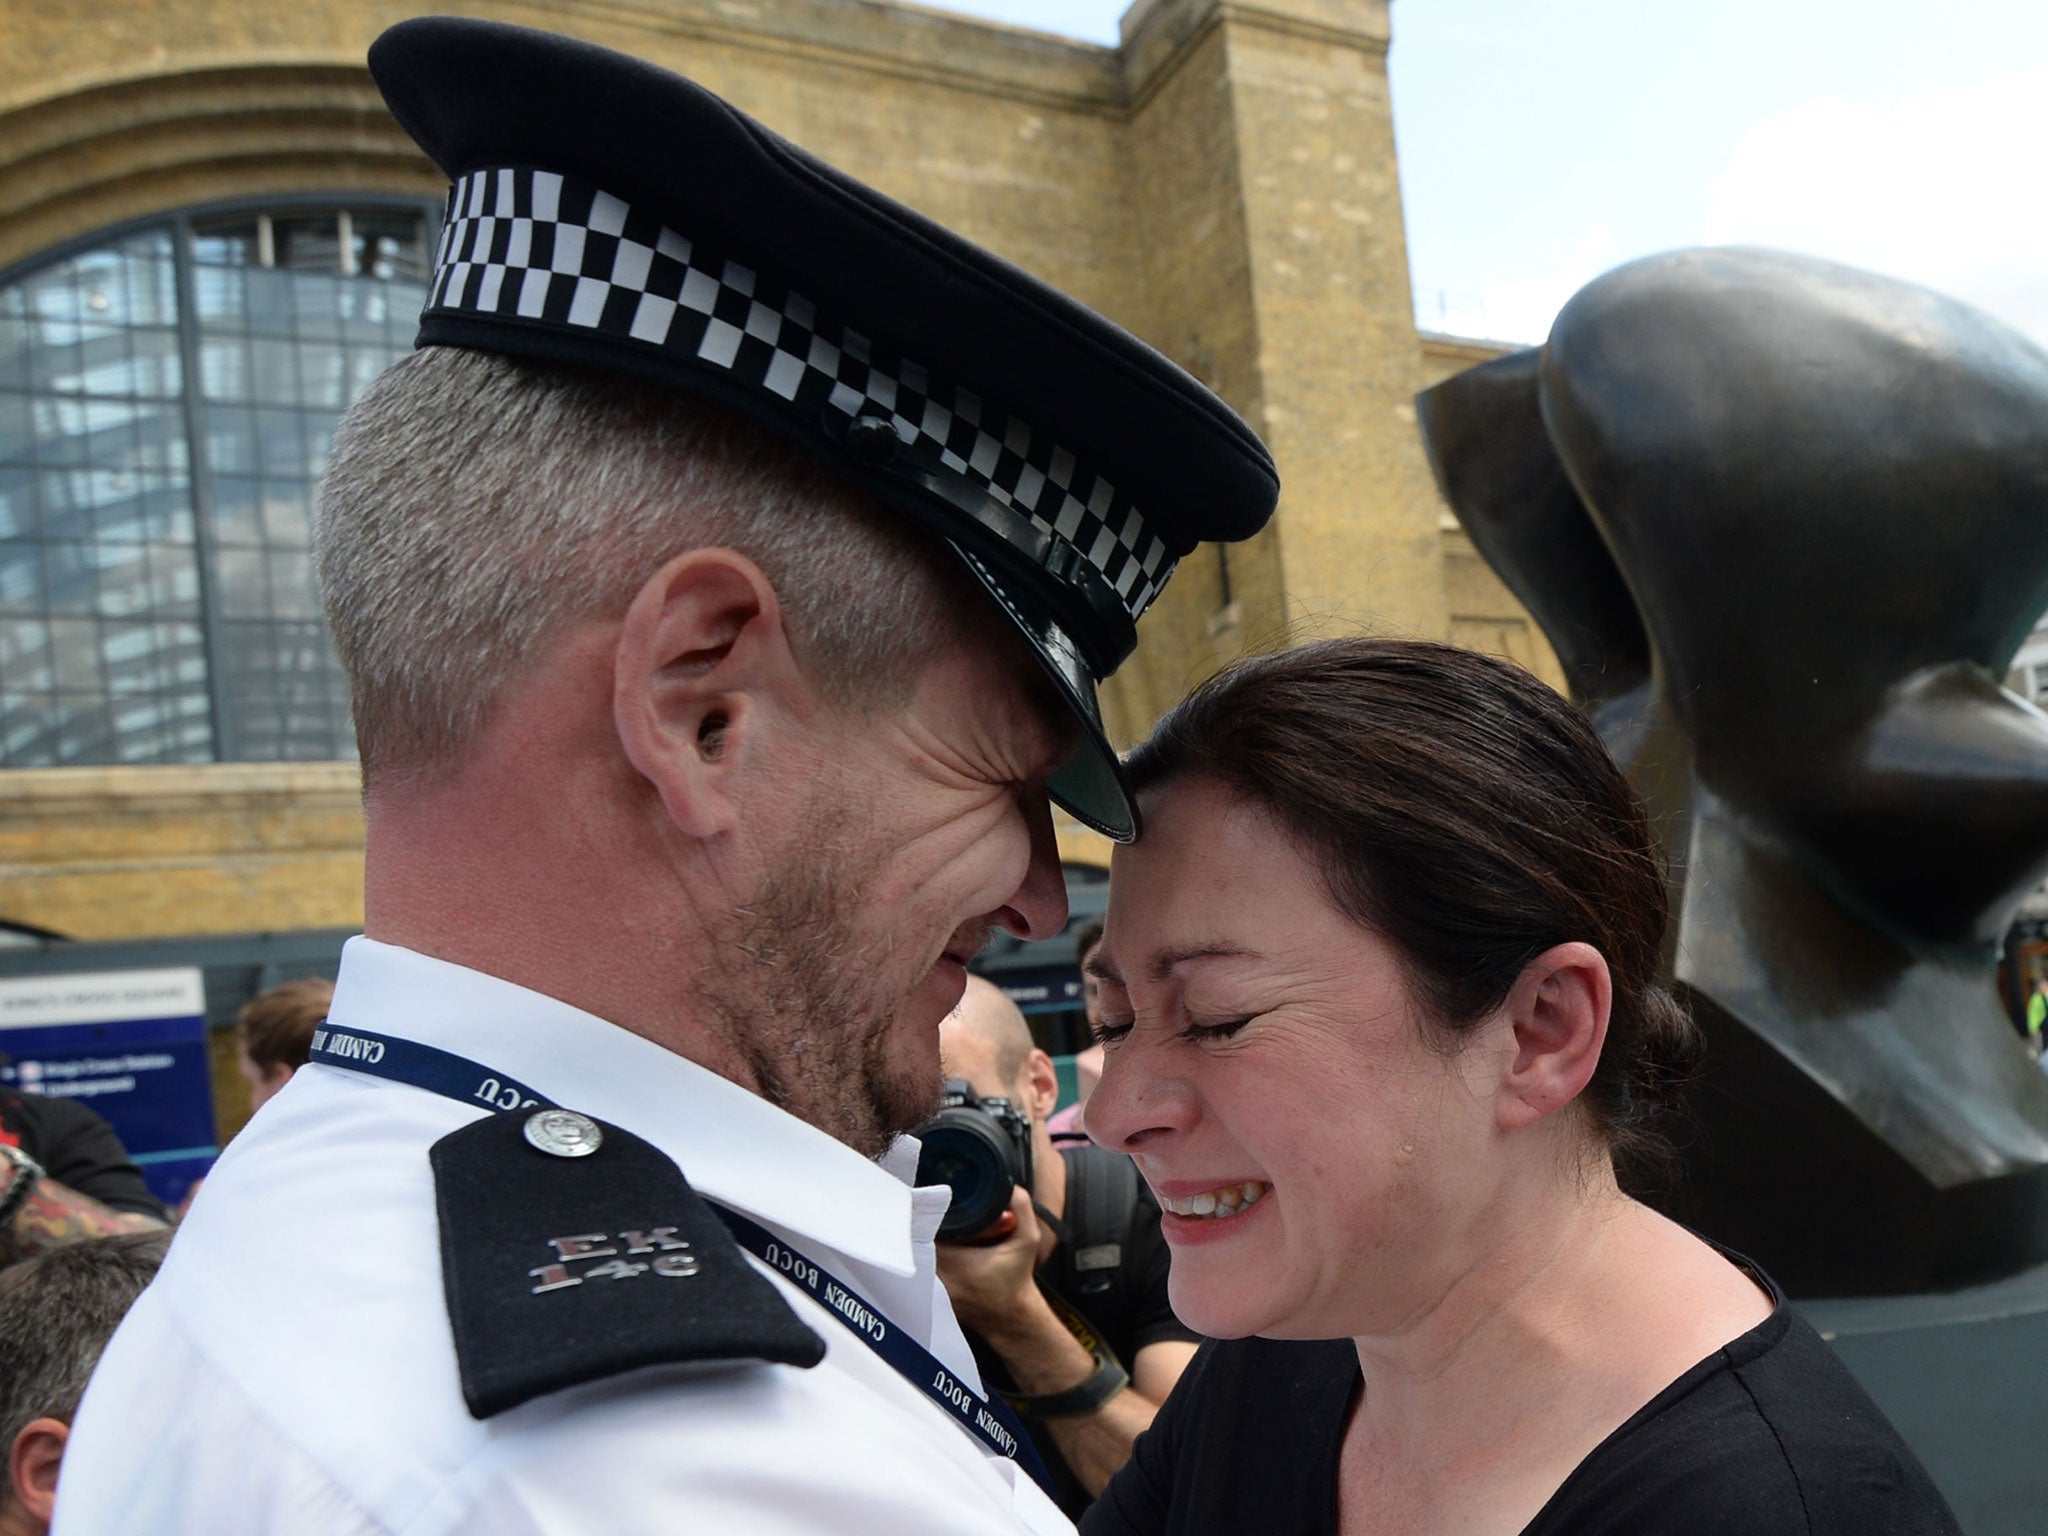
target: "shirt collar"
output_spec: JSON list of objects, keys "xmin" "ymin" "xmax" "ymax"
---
[{"xmin": 326, "ymin": 936, "xmax": 921, "ymax": 1276}]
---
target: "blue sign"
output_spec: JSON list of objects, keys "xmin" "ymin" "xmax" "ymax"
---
[{"xmin": 0, "ymin": 968, "xmax": 217, "ymax": 1207}]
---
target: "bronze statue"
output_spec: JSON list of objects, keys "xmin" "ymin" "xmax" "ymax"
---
[{"xmin": 1418, "ymin": 248, "xmax": 2048, "ymax": 1294}]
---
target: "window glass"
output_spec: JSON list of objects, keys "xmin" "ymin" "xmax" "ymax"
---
[
  {"xmin": 0, "ymin": 471, "xmax": 29, "ymax": 540},
  {"xmin": 0, "ymin": 204, "xmax": 433, "ymax": 767},
  {"xmin": 0, "ymin": 542, "xmax": 40, "ymax": 609}
]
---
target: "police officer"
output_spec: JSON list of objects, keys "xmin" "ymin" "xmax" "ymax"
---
[{"xmin": 55, "ymin": 18, "xmax": 1275, "ymax": 1536}]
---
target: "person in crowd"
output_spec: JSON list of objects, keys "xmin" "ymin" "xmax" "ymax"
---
[
  {"xmin": 174, "ymin": 976, "xmax": 339, "ymax": 1219},
  {"xmin": 234, "ymin": 978, "xmax": 333, "ymax": 1114},
  {"xmin": 936, "ymin": 976, "xmax": 1198, "ymax": 1516},
  {"xmin": 0, "ymin": 1090, "xmax": 167, "ymax": 1268},
  {"xmin": 53, "ymin": 18, "xmax": 1274, "ymax": 1536},
  {"xmin": 0, "ymin": 1233, "xmax": 170, "ymax": 1536},
  {"xmin": 1046, "ymin": 920, "xmax": 1106, "ymax": 1143},
  {"xmin": 1080, "ymin": 638, "xmax": 1961, "ymax": 1535}
]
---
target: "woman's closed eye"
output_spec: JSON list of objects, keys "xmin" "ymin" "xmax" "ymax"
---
[
  {"xmin": 1094, "ymin": 1014, "xmax": 1255, "ymax": 1047},
  {"xmin": 1091, "ymin": 1016, "xmax": 1135, "ymax": 1047},
  {"xmin": 1179, "ymin": 1016, "xmax": 1253, "ymax": 1043}
]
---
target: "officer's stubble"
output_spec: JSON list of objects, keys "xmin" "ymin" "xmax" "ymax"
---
[{"xmin": 694, "ymin": 797, "xmax": 954, "ymax": 1159}]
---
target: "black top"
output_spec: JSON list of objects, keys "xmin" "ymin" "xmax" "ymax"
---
[
  {"xmin": 969, "ymin": 1146, "xmax": 1200, "ymax": 1518},
  {"xmin": 0, "ymin": 1091, "xmax": 168, "ymax": 1220},
  {"xmin": 1082, "ymin": 1293, "xmax": 1961, "ymax": 1535}
]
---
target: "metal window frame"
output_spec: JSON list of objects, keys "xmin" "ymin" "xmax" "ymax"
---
[{"xmin": 0, "ymin": 192, "xmax": 441, "ymax": 768}]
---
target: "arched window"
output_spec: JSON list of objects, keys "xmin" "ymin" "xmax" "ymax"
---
[{"xmin": 0, "ymin": 198, "xmax": 438, "ymax": 767}]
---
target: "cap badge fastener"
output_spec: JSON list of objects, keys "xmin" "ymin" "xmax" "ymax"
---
[{"xmin": 845, "ymin": 413, "xmax": 902, "ymax": 466}]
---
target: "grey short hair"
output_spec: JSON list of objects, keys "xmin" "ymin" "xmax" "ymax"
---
[
  {"xmin": 316, "ymin": 347, "xmax": 973, "ymax": 780},
  {"xmin": 0, "ymin": 1231, "xmax": 170, "ymax": 1453}
]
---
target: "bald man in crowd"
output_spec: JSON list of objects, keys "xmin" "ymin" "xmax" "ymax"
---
[{"xmin": 936, "ymin": 976, "xmax": 1198, "ymax": 1518}]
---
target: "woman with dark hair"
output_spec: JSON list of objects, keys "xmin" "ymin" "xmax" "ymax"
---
[{"xmin": 1080, "ymin": 639, "xmax": 1957, "ymax": 1536}]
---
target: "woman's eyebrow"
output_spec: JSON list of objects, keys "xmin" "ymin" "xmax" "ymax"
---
[
  {"xmin": 1089, "ymin": 942, "xmax": 1259, "ymax": 985},
  {"xmin": 1149, "ymin": 943, "xmax": 1258, "ymax": 982}
]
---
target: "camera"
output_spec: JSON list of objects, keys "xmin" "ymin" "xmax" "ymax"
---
[{"xmin": 915, "ymin": 1077, "xmax": 1035, "ymax": 1241}]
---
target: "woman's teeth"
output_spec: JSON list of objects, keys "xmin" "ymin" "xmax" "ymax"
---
[{"xmin": 1160, "ymin": 1181, "xmax": 1267, "ymax": 1219}]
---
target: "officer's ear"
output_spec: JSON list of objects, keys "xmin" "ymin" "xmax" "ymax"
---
[{"xmin": 612, "ymin": 548, "xmax": 806, "ymax": 838}]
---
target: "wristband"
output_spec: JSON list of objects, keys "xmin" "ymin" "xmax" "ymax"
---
[
  {"xmin": 1002, "ymin": 1283, "xmax": 1131, "ymax": 1419},
  {"xmin": 1004, "ymin": 1350, "xmax": 1129, "ymax": 1419},
  {"xmin": 0, "ymin": 1144, "xmax": 44, "ymax": 1228}
]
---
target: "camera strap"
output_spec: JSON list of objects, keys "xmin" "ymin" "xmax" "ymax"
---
[{"xmin": 307, "ymin": 1024, "xmax": 1054, "ymax": 1496}]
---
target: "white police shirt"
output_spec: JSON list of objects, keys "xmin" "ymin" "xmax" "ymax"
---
[{"xmin": 55, "ymin": 937, "xmax": 1074, "ymax": 1536}]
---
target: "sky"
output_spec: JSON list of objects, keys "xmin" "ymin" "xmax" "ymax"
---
[{"xmin": 926, "ymin": 0, "xmax": 2048, "ymax": 347}]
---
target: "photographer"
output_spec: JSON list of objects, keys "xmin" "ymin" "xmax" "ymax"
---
[{"xmin": 932, "ymin": 977, "xmax": 1199, "ymax": 1517}]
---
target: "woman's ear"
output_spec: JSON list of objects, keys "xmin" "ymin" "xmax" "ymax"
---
[
  {"xmin": 1497, "ymin": 941, "xmax": 1611, "ymax": 1134},
  {"xmin": 612, "ymin": 548, "xmax": 803, "ymax": 838}
]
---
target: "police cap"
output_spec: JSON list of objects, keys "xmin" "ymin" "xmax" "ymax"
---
[{"xmin": 367, "ymin": 17, "xmax": 1279, "ymax": 840}]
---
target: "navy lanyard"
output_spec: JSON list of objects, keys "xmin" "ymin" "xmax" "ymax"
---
[{"xmin": 307, "ymin": 1024, "xmax": 1053, "ymax": 1494}]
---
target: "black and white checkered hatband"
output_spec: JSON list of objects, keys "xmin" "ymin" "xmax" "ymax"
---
[{"xmin": 423, "ymin": 167, "xmax": 1177, "ymax": 675}]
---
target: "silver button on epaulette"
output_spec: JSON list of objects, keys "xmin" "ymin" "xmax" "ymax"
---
[{"xmin": 524, "ymin": 1108, "xmax": 603, "ymax": 1158}]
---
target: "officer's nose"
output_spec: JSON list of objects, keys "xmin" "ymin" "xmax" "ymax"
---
[{"xmin": 994, "ymin": 789, "xmax": 1068, "ymax": 941}]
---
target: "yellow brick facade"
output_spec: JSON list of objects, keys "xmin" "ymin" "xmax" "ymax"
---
[{"xmin": 0, "ymin": 0, "xmax": 1549, "ymax": 934}]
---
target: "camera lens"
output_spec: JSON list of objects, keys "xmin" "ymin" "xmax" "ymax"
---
[{"xmin": 916, "ymin": 1113, "xmax": 1017, "ymax": 1239}]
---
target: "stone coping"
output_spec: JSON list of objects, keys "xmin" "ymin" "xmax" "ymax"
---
[{"xmin": 1, "ymin": 762, "xmax": 364, "ymax": 816}]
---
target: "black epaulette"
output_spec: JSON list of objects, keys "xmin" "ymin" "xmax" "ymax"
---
[{"xmin": 431, "ymin": 1108, "xmax": 825, "ymax": 1418}]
